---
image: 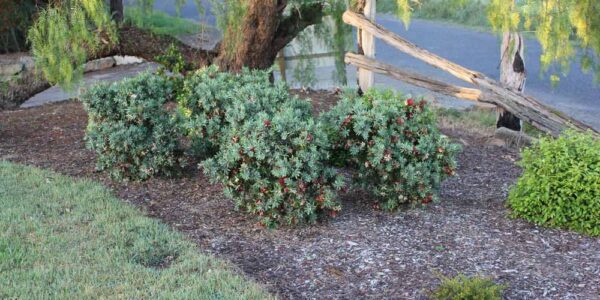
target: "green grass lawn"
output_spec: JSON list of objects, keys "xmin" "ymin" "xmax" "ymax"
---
[
  {"xmin": 0, "ymin": 161, "xmax": 272, "ymax": 299},
  {"xmin": 124, "ymin": 7, "xmax": 205, "ymax": 37}
]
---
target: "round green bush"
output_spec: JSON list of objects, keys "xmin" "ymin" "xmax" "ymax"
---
[
  {"xmin": 202, "ymin": 99, "xmax": 344, "ymax": 227},
  {"xmin": 178, "ymin": 66, "xmax": 298, "ymax": 157},
  {"xmin": 81, "ymin": 72, "xmax": 185, "ymax": 181},
  {"xmin": 321, "ymin": 89, "xmax": 460, "ymax": 210},
  {"xmin": 430, "ymin": 274, "xmax": 505, "ymax": 300},
  {"xmin": 508, "ymin": 130, "xmax": 600, "ymax": 236}
]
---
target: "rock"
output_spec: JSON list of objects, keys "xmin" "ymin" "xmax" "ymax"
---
[
  {"xmin": 0, "ymin": 62, "xmax": 23, "ymax": 76},
  {"xmin": 114, "ymin": 55, "xmax": 144, "ymax": 65},
  {"xmin": 84, "ymin": 57, "xmax": 116, "ymax": 73}
]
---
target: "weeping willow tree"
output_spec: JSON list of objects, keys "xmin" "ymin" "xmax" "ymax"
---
[
  {"xmin": 488, "ymin": 0, "xmax": 600, "ymax": 84},
  {"xmin": 28, "ymin": 0, "xmax": 118, "ymax": 91}
]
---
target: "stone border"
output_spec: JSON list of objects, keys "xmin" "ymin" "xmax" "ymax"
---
[
  {"xmin": 1, "ymin": 55, "xmax": 145, "ymax": 81},
  {"xmin": 83, "ymin": 55, "xmax": 145, "ymax": 73}
]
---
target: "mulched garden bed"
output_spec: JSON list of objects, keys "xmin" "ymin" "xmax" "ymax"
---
[{"xmin": 1, "ymin": 97, "xmax": 598, "ymax": 299}]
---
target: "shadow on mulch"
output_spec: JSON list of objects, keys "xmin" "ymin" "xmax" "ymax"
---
[{"xmin": 1, "ymin": 96, "xmax": 598, "ymax": 299}]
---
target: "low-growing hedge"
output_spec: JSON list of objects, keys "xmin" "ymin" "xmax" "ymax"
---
[
  {"xmin": 178, "ymin": 66, "xmax": 299, "ymax": 157},
  {"xmin": 508, "ymin": 130, "xmax": 600, "ymax": 236},
  {"xmin": 202, "ymin": 92, "xmax": 344, "ymax": 227},
  {"xmin": 81, "ymin": 73, "xmax": 185, "ymax": 181},
  {"xmin": 83, "ymin": 68, "xmax": 460, "ymax": 226},
  {"xmin": 321, "ymin": 89, "xmax": 460, "ymax": 210}
]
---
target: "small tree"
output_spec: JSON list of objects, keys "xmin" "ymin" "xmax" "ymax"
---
[{"xmin": 28, "ymin": 0, "xmax": 118, "ymax": 90}]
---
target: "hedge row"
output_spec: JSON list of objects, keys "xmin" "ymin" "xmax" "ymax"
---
[{"xmin": 81, "ymin": 68, "xmax": 459, "ymax": 227}]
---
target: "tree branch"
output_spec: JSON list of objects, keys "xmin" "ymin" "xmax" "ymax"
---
[{"xmin": 272, "ymin": 2, "xmax": 325, "ymax": 52}]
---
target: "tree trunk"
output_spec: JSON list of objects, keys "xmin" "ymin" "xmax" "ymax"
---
[
  {"xmin": 215, "ymin": 0, "xmax": 324, "ymax": 72},
  {"xmin": 497, "ymin": 32, "xmax": 526, "ymax": 131},
  {"xmin": 110, "ymin": 0, "xmax": 123, "ymax": 23}
]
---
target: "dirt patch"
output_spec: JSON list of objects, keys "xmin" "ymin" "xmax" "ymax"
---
[
  {"xmin": 1, "ymin": 71, "xmax": 50, "ymax": 109},
  {"xmin": 1, "ymin": 99, "xmax": 598, "ymax": 299}
]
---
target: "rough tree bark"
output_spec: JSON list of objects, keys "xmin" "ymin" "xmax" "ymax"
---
[
  {"xmin": 109, "ymin": 0, "xmax": 123, "ymax": 23},
  {"xmin": 498, "ymin": 31, "xmax": 526, "ymax": 131},
  {"xmin": 214, "ymin": 0, "xmax": 325, "ymax": 72}
]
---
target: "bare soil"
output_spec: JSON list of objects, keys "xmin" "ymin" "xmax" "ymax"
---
[{"xmin": 1, "ymin": 96, "xmax": 598, "ymax": 300}]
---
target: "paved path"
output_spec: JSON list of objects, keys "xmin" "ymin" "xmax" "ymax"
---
[{"xmin": 21, "ymin": 62, "xmax": 159, "ymax": 108}]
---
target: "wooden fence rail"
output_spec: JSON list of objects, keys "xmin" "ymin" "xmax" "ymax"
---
[{"xmin": 343, "ymin": 10, "xmax": 598, "ymax": 137}]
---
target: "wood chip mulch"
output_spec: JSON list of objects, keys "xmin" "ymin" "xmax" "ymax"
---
[{"xmin": 1, "ymin": 97, "xmax": 598, "ymax": 300}]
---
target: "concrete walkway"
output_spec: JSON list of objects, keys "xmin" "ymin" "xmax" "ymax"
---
[{"xmin": 21, "ymin": 62, "xmax": 160, "ymax": 108}]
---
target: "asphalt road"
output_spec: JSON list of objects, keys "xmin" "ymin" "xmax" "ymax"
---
[{"xmin": 147, "ymin": 1, "xmax": 600, "ymax": 129}]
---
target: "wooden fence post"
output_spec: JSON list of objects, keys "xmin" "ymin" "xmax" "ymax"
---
[
  {"xmin": 498, "ymin": 31, "xmax": 526, "ymax": 131},
  {"xmin": 357, "ymin": 0, "xmax": 376, "ymax": 92}
]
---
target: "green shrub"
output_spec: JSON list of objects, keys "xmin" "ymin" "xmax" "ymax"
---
[
  {"xmin": 155, "ymin": 43, "xmax": 187, "ymax": 74},
  {"xmin": 178, "ymin": 66, "xmax": 301, "ymax": 157},
  {"xmin": 321, "ymin": 89, "xmax": 460, "ymax": 210},
  {"xmin": 430, "ymin": 274, "xmax": 505, "ymax": 300},
  {"xmin": 81, "ymin": 72, "xmax": 185, "ymax": 181},
  {"xmin": 202, "ymin": 98, "xmax": 344, "ymax": 227},
  {"xmin": 508, "ymin": 130, "xmax": 600, "ymax": 236}
]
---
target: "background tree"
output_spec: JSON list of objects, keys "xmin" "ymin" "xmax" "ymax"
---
[
  {"xmin": 211, "ymin": 0, "xmax": 354, "ymax": 72},
  {"xmin": 109, "ymin": 0, "xmax": 124, "ymax": 22},
  {"xmin": 28, "ymin": 0, "xmax": 118, "ymax": 90}
]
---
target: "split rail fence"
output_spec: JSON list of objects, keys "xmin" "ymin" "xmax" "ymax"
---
[{"xmin": 347, "ymin": 2, "xmax": 597, "ymax": 138}]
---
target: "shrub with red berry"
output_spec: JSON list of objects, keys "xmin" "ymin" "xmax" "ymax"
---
[
  {"xmin": 321, "ymin": 89, "xmax": 460, "ymax": 210},
  {"xmin": 202, "ymin": 99, "xmax": 345, "ymax": 227},
  {"xmin": 178, "ymin": 66, "xmax": 307, "ymax": 158}
]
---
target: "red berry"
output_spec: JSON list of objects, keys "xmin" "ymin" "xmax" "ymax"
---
[
  {"xmin": 316, "ymin": 194, "xmax": 325, "ymax": 203},
  {"xmin": 341, "ymin": 115, "xmax": 353, "ymax": 127},
  {"xmin": 421, "ymin": 194, "xmax": 433, "ymax": 204},
  {"xmin": 278, "ymin": 177, "xmax": 286, "ymax": 187},
  {"xmin": 263, "ymin": 119, "xmax": 271, "ymax": 127},
  {"xmin": 406, "ymin": 98, "xmax": 414, "ymax": 106}
]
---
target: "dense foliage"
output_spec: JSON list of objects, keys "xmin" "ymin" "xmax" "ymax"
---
[
  {"xmin": 81, "ymin": 73, "xmax": 184, "ymax": 181},
  {"xmin": 202, "ymin": 90, "xmax": 344, "ymax": 227},
  {"xmin": 430, "ymin": 274, "xmax": 505, "ymax": 300},
  {"xmin": 178, "ymin": 66, "xmax": 300, "ymax": 157},
  {"xmin": 27, "ymin": 0, "xmax": 117, "ymax": 90},
  {"xmin": 82, "ymin": 69, "xmax": 458, "ymax": 226},
  {"xmin": 508, "ymin": 130, "xmax": 600, "ymax": 236},
  {"xmin": 155, "ymin": 43, "xmax": 187, "ymax": 74},
  {"xmin": 321, "ymin": 89, "xmax": 460, "ymax": 210}
]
